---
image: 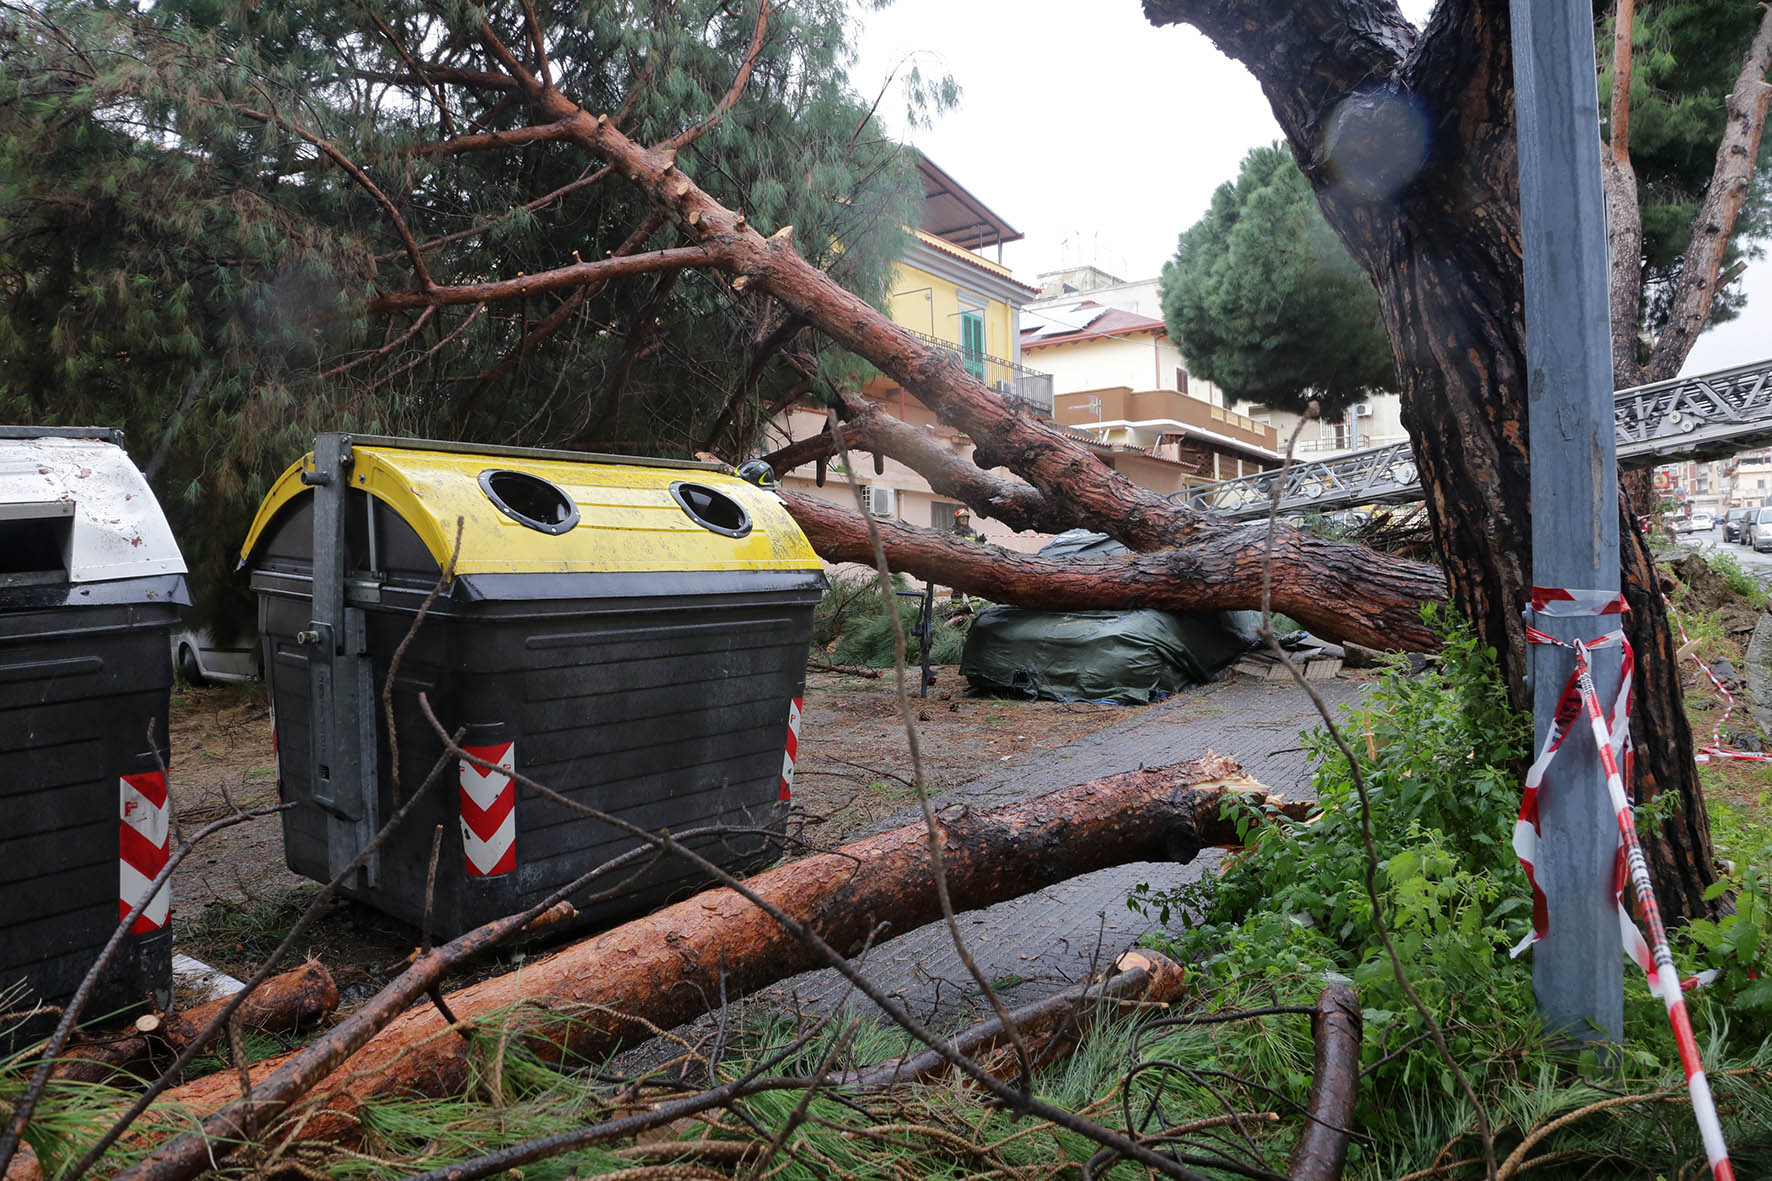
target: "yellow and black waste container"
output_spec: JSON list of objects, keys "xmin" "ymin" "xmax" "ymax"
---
[
  {"xmin": 241, "ymin": 435, "xmax": 826, "ymax": 938},
  {"xmin": 1, "ymin": 427, "xmax": 184, "ymax": 1040}
]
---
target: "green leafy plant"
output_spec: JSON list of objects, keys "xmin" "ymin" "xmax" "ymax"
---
[{"xmin": 1687, "ymin": 869, "xmax": 1772, "ymax": 1012}]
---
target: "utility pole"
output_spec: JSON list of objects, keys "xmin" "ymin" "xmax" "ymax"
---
[{"xmin": 1510, "ymin": 0, "xmax": 1624, "ymax": 1045}]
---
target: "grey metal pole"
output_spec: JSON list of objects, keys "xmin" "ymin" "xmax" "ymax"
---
[{"xmin": 1510, "ymin": 0, "xmax": 1624, "ymax": 1045}]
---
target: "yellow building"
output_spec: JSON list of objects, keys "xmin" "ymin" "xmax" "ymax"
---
[{"xmin": 770, "ymin": 156, "xmax": 1080, "ymax": 554}]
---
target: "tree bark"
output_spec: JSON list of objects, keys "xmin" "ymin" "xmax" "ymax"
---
[
  {"xmin": 137, "ymin": 757, "xmax": 1295, "ymax": 1165},
  {"xmin": 1603, "ymin": 0, "xmax": 1645, "ymax": 390},
  {"xmin": 1142, "ymin": 0, "xmax": 1724, "ymax": 918}
]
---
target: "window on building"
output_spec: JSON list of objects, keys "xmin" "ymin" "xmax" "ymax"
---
[
  {"xmin": 959, "ymin": 310, "xmax": 985, "ymax": 381},
  {"xmin": 931, "ymin": 501, "xmax": 973, "ymax": 535},
  {"xmin": 1175, "ymin": 367, "xmax": 1190, "ymax": 395}
]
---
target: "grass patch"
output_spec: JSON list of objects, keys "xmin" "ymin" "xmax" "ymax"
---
[{"xmin": 1702, "ymin": 547, "xmax": 1768, "ymax": 597}]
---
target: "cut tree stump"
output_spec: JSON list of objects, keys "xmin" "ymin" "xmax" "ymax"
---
[
  {"xmin": 50, "ymin": 961, "xmax": 337, "ymax": 1085},
  {"xmin": 135, "ymin": 755, "xmax": 1302, "ymax": 1169}
]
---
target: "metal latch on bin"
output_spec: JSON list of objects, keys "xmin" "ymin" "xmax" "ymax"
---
[{"xmin": 304, "ymin": 434, "xmax": 382, "ymax": 888}]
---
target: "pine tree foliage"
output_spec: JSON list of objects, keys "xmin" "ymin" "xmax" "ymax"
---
[
  {"xmin": 1598, "ymin": 0, "xmax": 1772, "ymax": 338},
  {"xmin": 1162, "ymin": 1, "xmax": 1770, "ymax": 410},
  {"xmin": 0, "ymin": 0, "xmax": 928, "ymax": 622},
  {"xmin": 1158, "ymin": 144, "xmax": 1396, "ymax": 418}
]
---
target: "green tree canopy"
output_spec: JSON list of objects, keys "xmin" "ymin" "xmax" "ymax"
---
[
  {"xmin": 0, "ymin": 0, "xmax": 932, "ymax": 624},
  {"xmin": 1158, "ymin": 144, "xmax": 1396, "ymax": 418},
  {"xmin": 1600, "ymin": 0, "xmax": 1772, "ymax": 339}
]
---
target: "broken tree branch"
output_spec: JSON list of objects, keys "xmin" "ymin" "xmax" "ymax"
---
[
  {"xmin": 1286, "ymin": 983, "xmax": 1362, "ymax": 1181},
  {"xmin": 366, "ymin": 244, "xmax": 714, "ymax": 312}
]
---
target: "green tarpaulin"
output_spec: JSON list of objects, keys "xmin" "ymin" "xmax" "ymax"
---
[
  {"xmin": 959, "ymin": 532, "xmax": 1259, "ymax": 704},
  {"xmin": 960, "ymin": 606, "xmax": 1258, "ymax": 703}
]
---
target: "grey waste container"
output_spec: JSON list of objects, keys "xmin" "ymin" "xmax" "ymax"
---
[
  {"xmin": 240, "ymin": 435, "xmax": 826, "ymax": 939},
  {"xmin": 1, "ymin": 427, "xmax": 187, "ymax": 1042}
]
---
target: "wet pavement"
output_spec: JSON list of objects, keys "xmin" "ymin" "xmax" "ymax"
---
[{"xmin": 743, "ymin": 673, "xmax": 1377, "ymax": 1030}]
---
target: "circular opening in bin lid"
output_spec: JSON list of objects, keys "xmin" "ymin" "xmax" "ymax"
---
[
  {"xmin": 670, "ymin": 481, "xmax": 752, "ymax": 539},
  {"xmin": 478, "ymin": 469, "xmax": 580, "ymax": 534}
]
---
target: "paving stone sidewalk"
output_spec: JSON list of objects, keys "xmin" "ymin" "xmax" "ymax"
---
[{"xmin": 750, "ymin": 674, "xmax": 1376, "ymax": 1030}]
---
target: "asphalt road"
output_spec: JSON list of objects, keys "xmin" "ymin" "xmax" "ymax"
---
[{"xmin": 1676, "ymin": 524, "xmax": 1772, "ymax": 573}]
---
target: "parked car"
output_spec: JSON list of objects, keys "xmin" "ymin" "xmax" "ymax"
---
[
  {"xmin": 1724, "ymin": 506, "xmax": 1751, "ymax": 542},
  {"xmin": 171, "ymin": 628, "xmax": 262, "ymax": 684},
  {"xmin": 1748, "ymin": 507, "xmax": 1772, "ymax": 553},
  {"xmin": 1689, "ymin": 512, "xmax": 1715, "ymax": 532}
]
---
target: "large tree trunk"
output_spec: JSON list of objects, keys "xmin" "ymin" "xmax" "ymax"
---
[
  {"xmin": 1143, "ymin": 0, "xmax": 1719, "ymax": 915},
  {"xmin": 784, "ymin": 490, "xmax": 1447, "ymax": 652},
  {"xmin": 131, "ymin": 757, "xmax": 1293, "ymax": 1171}
]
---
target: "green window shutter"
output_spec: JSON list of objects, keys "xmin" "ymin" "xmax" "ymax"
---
[{"xmin": 959, "ymin": 311, "xmax": 985, "ymax": 380}]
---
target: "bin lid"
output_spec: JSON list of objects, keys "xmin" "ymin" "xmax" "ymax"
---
[
  {"xmin": 0, "ymin": 433, "xmax": 187, "ymax": 583},
  {"xmin": 241, "ymin": 441, "xmax": 823, "ymax": 577}
]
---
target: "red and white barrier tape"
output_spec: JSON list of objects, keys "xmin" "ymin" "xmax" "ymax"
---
[
  {"xmin": 1516, "ymin": 589, "xmax": 1733, "ymax": 1180},
  {"xmin": 779, "ymin": 697, "xmax": 802, "ymax": 803}
]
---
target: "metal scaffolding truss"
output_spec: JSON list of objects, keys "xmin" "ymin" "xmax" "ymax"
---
[
  {"xmin": 1177, "ymin": 357, "xmax": 1772, "ymax": 521},
  {"xmin": 1178, "ymin": 440, "xmax": 1420, "ymax": 518},
  {"xmin": 1613, "ymin": 357, "xmax": 1772, "ymax": 465}
]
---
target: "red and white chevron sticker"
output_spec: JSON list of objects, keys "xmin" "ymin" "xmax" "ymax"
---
[
  {"xmin": 119, "ymin": 770, "xmax": 171, "ymax": 933},
  {"xmin": 779, "ymin": 698, "xmax": 802, "ymax": 802},
  {"xmin": 461, "ymin": 741, "xmax": 516, "ymax": 877}
]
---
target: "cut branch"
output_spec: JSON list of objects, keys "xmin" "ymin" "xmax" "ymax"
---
[
  {"xmin": 51, "ymin": 963, "xmax": 338, "ymax": 1086},
  {"xmin": 367, "ymin": 245, "xmax": 715, "ymax": 312},
  {"xmin": 410, "ymin": 117, "xmax": 576, "ymax": 158}
]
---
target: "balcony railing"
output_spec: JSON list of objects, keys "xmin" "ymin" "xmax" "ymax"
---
[{"xmin": 903, "ymin": 328, "xmax": 1055, "ymax": 416}]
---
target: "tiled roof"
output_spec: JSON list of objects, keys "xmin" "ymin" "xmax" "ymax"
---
[{"xmin": 1020, "ymin": 304, "xmax": 1167, "ymax": 349}]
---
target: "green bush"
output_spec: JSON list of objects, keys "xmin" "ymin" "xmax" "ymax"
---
[{"xmin": 1129, "ymin": 609, "xmax": 1772, "ymax": 1175}]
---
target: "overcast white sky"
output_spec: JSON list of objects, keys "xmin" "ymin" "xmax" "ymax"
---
[{"xmin": 848, "ymin": 0, "xmax": 1766, "ymax": 379}]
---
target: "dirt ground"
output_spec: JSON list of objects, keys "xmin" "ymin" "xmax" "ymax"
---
[{"xmin": 164, "ymin": 668, "xmax": 1152, "ymax": 1002}]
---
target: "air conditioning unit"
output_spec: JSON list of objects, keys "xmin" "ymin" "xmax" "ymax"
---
[
  {"xmin": 1352, "ymin": 402, "xmax": 1374, "ymax": 417},
  {"xmin": 865, "ymin": 485, "xmax": 896, "ymax": 518}
]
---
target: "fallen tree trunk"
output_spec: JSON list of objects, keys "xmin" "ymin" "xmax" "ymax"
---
[
  {"xmin": 134, "ymin": 755, "xmax": 1298, "ymax": 1170},
  {"xmin": 51, "ymin": 962, "xmax": 337, "ymax": 1086},
  {"xmin": 835, "ymin": 949, "xmax": 1190, "ymax": 1090},
  {"xmin": 786, "ymin": 490, "xmax": 1447, "ymax": 652}
]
